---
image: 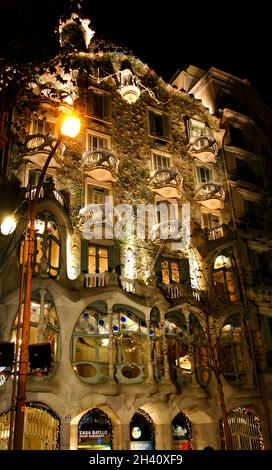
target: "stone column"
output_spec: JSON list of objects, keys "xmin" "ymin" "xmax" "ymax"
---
[
  {"xmin": 161, "ymin": 320, "xmax": 171, "ymax": 384},
  {"xmin": 38, "ymin": 286, "xmax": 47, "ymax": 342},
  {"xmin": 117, "ymin": 423, "xmax": 131, "ymax": 450},
  {"xmin": 60, "ymin": 416, "xmax": 71, "ymax": 450},
  {"xmin": 184, "ymin": 310, "xmax": 196, "ymax": 385},
  {"xmin": 155, "ymin": 423, "xmax": 172, "ymax": 450},
  {"xmin": 70, "ymin": 423, "xmax": 78, "ymax": 450},
  {"xmin": 144, "ymin": 321, "xmax": 155, "ymax": 384},
  {"xmin": 108, "ymin": 309, "xmax": 116, "ymax": 383}
]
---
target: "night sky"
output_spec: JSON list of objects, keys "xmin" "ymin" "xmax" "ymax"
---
[{"xmin": 0, "ymin": 0, "xmax": 270, "ymax": 108}]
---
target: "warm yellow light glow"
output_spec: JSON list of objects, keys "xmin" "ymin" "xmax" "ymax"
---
[
  {"xmin": 61, "ymin": 115, "xmax": 81, "ymax": 138},
  {"xmin": 1, "ymin": 216, "xmax": 17, "ymax": 235}
]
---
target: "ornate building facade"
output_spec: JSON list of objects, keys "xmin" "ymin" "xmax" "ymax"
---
[{"xmin": 0, "ymin": 18, "xmax": 271, "ymax": 450}]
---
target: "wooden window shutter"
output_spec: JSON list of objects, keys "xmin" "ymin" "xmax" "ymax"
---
[
  {"xmin": 149, "ymin": 110, "xmax": 156, "ymax": 136},
  {"xmin": 108, "ymin": 244, "xmax": 120, "ymax": 271},
  {"xmin": 102, "ymin": 95, "xmax": 109, "ymax": 119},
  {"xmin": 162, "ymin": 114, "xmax": 169, "ymax": 138},
  {"xmin": 81, "ymin": 239, "xmax": 89, "ymax": 273},
  {"xmin": 179, "ymin": 257, "xmax": 190, "ymax": 285}
]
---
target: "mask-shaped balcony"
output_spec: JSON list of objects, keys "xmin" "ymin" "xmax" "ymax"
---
[
  {"xmin": 188, "ymin": 136, "xmax": 217, "ymax": 163},
  {"xmin": 195, "ymin": 181, "xmax": 225, "ymax": 210},
  {"xmin": 81, "ymin": 150, "xmax": 118, "ymax": 182},
  {"xmin": 150, "ymin": 168, "xmax": 183, "ymax": 199},
  {"xmin": 22, "ymin": 134, "xmax": 65, "ymax": 168}
]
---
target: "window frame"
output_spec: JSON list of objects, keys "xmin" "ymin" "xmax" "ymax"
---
[
  {"xmin": 88, "ymin": 244, "xmax": 109, "ymax": 274},
  {"xmin": 86, "ymin": 130, "xmax": 111, "ymax": 153},
  {"xmin": 150, "ymin": 149, "xmax": 172, "ymax": 173},
  {"xmin": 86, "ymin": 87, "xmax": 111, "ymax": 122},
  {"xmin": 195, "ymin": 163, "xmax": 214, "ymax": 185},
  {"xmin": 147, "ymin": 107, "xmax": 170, "ymax": 141}
]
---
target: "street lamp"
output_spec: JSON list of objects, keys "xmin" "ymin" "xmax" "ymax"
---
[{"xmin": 8, "ymin": 113, "xmax": 81, "ymax": 450}]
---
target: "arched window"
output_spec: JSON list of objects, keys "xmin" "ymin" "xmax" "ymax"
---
[
  {"xmin": 20, "ymin": 213, "xmax": 60, "ymax": 278},
  {"xmin": 190, "ymin": 313, "xmax": 211, "ymax": 387},
  {"xmin": 213, "ymin": 254, "xmax": 238, "ymax": 303},
  {"xmin": 78, "ymin": 408, "xmax": 112, "ymax": 451},
  {"xmin": 71, "ymin": 305, "xmax": 148, "ymax": 384},
  {"xmin": 172, "ymin": 412, "xmax": 193, "ymax": 450},
  {"xmin": 72, "ymin": 305, "xmax": 110, "ymax": 382},
  {"xmin": 0, "ymin": 403, "xmax": 60, "ymax": 450},
  {"xmin": 219, "ymin": 407, "xmax": 264, "ymax": 450},
  {"xmin": 10, "ymin": 292, "xmax": 60, "ymax": 374},
  {"xmin": 219, "ymin": 314, "xmax": 248, "ymax": 386},
  {"xmin": 130, "ymin": 409, "xmax": 155, "ymax": 450},
  {"xmin": 113, "ymin": 307, "xmax": 148, "ymax": 382},
  {"xmin": 165, "ymin": 312, "xmax": 190, "ymax": 384}
]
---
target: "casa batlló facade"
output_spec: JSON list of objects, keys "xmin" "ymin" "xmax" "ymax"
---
[{"xmin": 0, "ymin": 15, "xmax": 272, "ymax": 450}]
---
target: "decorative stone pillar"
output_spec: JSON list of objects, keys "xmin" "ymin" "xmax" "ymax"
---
[
  {"xmin": 38, "ymin": 286, "xmax": 47, "ymax": 342},
  {"xmin": 60, "ymin": 416, "xmax": 71, "ymax": 450},
  {"xmin": 70, "ymin": 423, "xmax": 78, "ymax": 450},
  {"xmin": 155, "ymin": 423, "xmax": 172, "ymax": 450},
  {"xmin": 144, "ymin": 320, "xmax": 155, "ymax": 384},
  {"xmin": 118, "ymin": 423, "xmax": 131, "ymax": 450},
  {"xmin": 160, "ymin": 320, "xmax": 171, "ymax": 384},
  {"xmin": 184, "ymin": 308, "xmax": 196, "ymax": 385},
  {"xmin": 39, "ymin": 212, "xmax": 50, "ymax": 278},
  {"xmin": 108, "ymin": 309, "xmax": 116, "ymax": 383}
]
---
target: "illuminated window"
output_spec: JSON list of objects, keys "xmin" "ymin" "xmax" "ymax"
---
[
  {"xmin": 219, "ymin": 315, "xmax": 248, "ymax": 386},
  {"xmin": 219, "ymin": 408, "xmax": 264, "ymax": 450},
  {"xmin": 213, "ymin": 254, "xmax": 238, "ymax": 303},
  {"xmin": 20, "ymin": 214, "xmax": 60, "ymax": 279},
  {"xmin": 161, "ymin": 259, "xmax": 180, "ymax": 284},
  {"xmin": 196, "ymin": 165, "xmax": 212, "ymax": 184},
  {"xmin": 71, "ymin": 306, "xmax": 149, "ymax": 383},
  {"xmin": 87, "ymin": 131, "xmax": 111, "ymax": 152},
  {"xmin": 88, "ymin": 245, "xmax": 108, "ymax": 273},
  {"xmin": 151, "ymin": 151, "xmax": 171, "ymax": 171},
  {"xmin": 11, "ymin": 295, "xmax": 60, "ymax": 371}
]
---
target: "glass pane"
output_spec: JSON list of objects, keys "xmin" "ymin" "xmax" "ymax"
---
[
  {"xmin": 75, "ymin": 312, "xmax": 97, "ymax": 334},
  {"xmin": 98, "ymin": 248, "xmax": 108, "ymax": 272},
  {"xmin": 170, "ymin": 261, "xmax": 180, "ymax": 283},
  {"xmin": 161, "ymin": 260, "xmax": 170, "ymax": 284},
  {"xmin": 88, "ymin": 246, "xmax": 96, "ymax": 273},
  {"xmin": 30, "ymin": 302, "xmax": 40, "ymax": 324},
  {"xmin": 29, "ymin": 325, "xmax": 38, "ymax": 344},
  {"xmin": 44, "ymin": 303, "xmax": 59, "ymax": 327},
  {"xmin": 98, "ymin": 339, "xmax": 110, "ymax": 363},
  {"xmin": 121, "ymin": 336, "xmax": 141, "ymax": 363},
  {"xmin": 50, "ymin": 239, "xmax": 60, "ymax": 268},
  {"xmin": 97, "ymin": 316, "xmax": 109, "ymax": 334},
  {"xmin": 75, "ymin": 337, "xmax": 96, "ymax": 362},
  {"xmin": 36, "ymin": 237, "xmax": 43, "ymax": 264},
  {"xmin": 225, "ymin": 271, "xmax": 236, "ymax": 302}
]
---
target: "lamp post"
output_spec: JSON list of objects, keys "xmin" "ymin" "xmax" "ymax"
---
[{"xmin": 4, "ymin": 114, "xmax": 81, "ymax": 450}]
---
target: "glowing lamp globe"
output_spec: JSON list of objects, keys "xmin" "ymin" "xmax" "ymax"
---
[
  {"xmin": 61, "ymin": 115, "xmax": 81, "ymax": 138},
  {"xmin": 1, "ymin": 216, "xmax": 17, "ymax": 235}
]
